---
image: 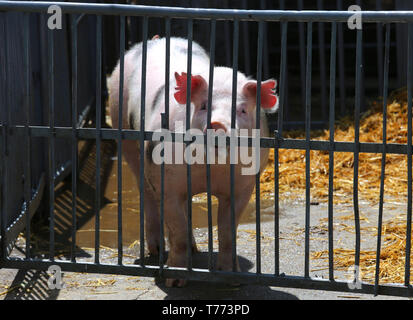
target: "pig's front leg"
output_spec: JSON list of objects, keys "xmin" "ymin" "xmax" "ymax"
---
[
  {"xmin": 164, "ymin": 196, "xmax": 198, "ymax": 287},
  {"xmin": 216, "ymin": 190, "xmax": 253, "ymax": 272},
  {"xmin": 143, "ymin": 183, "xmax": 163, "ymax": 255}
]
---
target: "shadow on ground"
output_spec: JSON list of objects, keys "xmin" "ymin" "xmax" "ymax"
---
[
  {"xmin": 3, "ymin": 269, "xmax": 61, "ymax": 300},
  {"xmin": 155, "ymin": 280, "xmax": 299, "ymax": 300},
  {"xmin": 136, "ymin": 252, "xmax": 299, "ymax": 300},
  {"xmin": 30, "ymin": 139, "xmax": 116, "ymax": 259}
]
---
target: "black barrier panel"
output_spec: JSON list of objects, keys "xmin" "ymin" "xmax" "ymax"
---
[
  {"xmin": 0, "ymin": 1, "xmax": 413, "ymax": 298},
  {"xmin": 0, "ymin": 7, "xmax": 97, "ymax": 257}
]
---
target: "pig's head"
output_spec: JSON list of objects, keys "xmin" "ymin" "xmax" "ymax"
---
[{"xmin": 173, "ymin": 68, "xmax": 278, "ymax": 136}]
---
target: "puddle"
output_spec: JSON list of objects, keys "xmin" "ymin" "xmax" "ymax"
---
[{"xmin": 70, "ymin": 141, "xmax": 275, "ymax": 249}]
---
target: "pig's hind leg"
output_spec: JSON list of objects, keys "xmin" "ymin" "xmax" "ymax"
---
[
  {"xmin": 143, "ymin": 182, "xmax": 163, "ymax": 256},
  {"xmin": 216, "ymin": 189, "xmax": 253, "ymax": 273},
  {"xmin": 164, "ymin": 196, "xmax": 198, "ymax": 287}
]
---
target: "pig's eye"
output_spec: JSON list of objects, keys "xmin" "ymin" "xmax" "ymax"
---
[
  {"xmin": 239, "ymin": 103, "xmax": 247, "ymax": 114},
  {"xmin": 200, "ymin": 103, "xmax": 207, "ymax": 111}
]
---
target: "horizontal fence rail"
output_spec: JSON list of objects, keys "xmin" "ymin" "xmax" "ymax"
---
[
  {"xmin": 1, "ymin": 257, "xmax": 412, "ymax": 297},
  {"xmin": 0, "ymin": 1, "xmax": 413, "ymax": 22},
  {"xmin": 4, "ymin": 126, "xmax": 413, "ymax": 155},
  {"xmin": 1, "ymin": 2, "xmax": 413, "ymax": 298}
]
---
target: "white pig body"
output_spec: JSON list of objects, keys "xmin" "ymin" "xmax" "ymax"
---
[{"xmin": 108, "ymin": 37, "xmax": 277, "ymax": 287}]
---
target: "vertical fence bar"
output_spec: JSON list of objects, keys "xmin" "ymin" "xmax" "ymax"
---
[
  {"xmin": 140, "ymin": 16, "xmax": 148, "ymax": 266},
  {"xmin": 405, "ymin": 23, "xmax": 413, "ymax": 287},
  {"xmin": 317, "ymin": 0, "xmax": 327, "ymax": 124},
  {"xmin": 1, "ymin": 19, "xmax": 9, "ymax": 260},
  {"xmin": 223, "ymin": 0, "xmax": 231, "ymax": 67},
  {"xmin": 241, "ymin": 0, "xmax": 250, "ymax": 76},
  {"xmin": 94, "ymin": 15, "xmax": 102, "ymax": 264},
  {"xmin": 255, "ymin": 20, "xmax": 264, "ymax": 275},
  {"xmin": 230, "ymin": 19, "xmax": 239, "ymax": 272},
  {"xmin": 206, "ymin": 18, "xmax": 216, "ymax": 271},
  {"xmin": 376, "ymin": 0, "xmax": 384, "ymax": 97},
  {"xmin": 279, "ymin": 0, "xmax": 290, "ymax": 126},
  {"xmin": 117, "ymin": 15, "xmax": 125, "ymax": 266},
  {"xmin": 0, "ymin": 121, "xmax": 4, "ymax": 259},
  {"xmin": 374, "ymin": 22, "xmax": 390, "ymax": 296},
  {"xmin": 395, "ymin": 25, "xmax": 402, "ymax": 88},
  {"xmin": 48, "ymin": 21, "xmax": 55, "ymax": 262},
  {"xmin": 186, "ymin": 18, "xmax": 193, "ymax": 271},
  {"xmin": 298, "ymin": 0, "xmax": 306, "ymax": 111},
  {"xmin": 358, "ymin": 2, "xmax": 365, "ymax": 114},
  {"xmin": 71, "ymin": 14, "xmax": 78, "ymax": 263},
  {"xmin": 24, "ymin": 12, "xmax": 31, "ymax": 259},
  {"xmin": 164, "ymin": 19, "xmax": 171, "ymax": 219},
  {"xmin": 259, "ymin": 0, "xmax": 269, "ymax": 80},
  {"xmin": 159, "ymin": 16, "xmax": 171, "ymax": 274},
  {"xmin": 337, "ymin": 0, "xmax": 346, "ymax": 116},
  {"xmin": 278, "ymin": 0, "xmax": 288, "ymax": 126},
  {"xmin": 304, "ymin": 21, "xmax": 313, "ymax": 278},
  {"xmin": 274, "ymin": 20, "xmax": 288, "ymax": 277},
  {"xmin": 328, "ymin": 22, "xmax": 337, "ymax": 282},
  {"xmin": 353, "ymin": 27, "xmax": 363, "ymax": 282}
]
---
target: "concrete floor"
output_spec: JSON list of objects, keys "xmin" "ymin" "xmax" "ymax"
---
[{"xmin": 1, "ymin": 200, "xmax": 412, "ymax": 300}]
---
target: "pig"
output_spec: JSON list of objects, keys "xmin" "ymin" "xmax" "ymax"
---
[{"xmin": 107, "ymin": 36, "xmax": 278, "ymax": 287}]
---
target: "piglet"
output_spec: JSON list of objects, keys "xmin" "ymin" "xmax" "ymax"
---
[{"xmin": 107, "ymin": 36, "xmax": 278, "ymax": 287}]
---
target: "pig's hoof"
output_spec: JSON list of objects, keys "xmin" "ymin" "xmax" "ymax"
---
[
  {"xmin": 147, "ymin": 242, "xmax": 159, "ymax": 256},
  {"xmin": 216, "ymin": 265, "xmax": 241, "ymax": 287},
  {"xmin": 147, "ymin": 238, "xmax": 164, "ymax": 256},
  {"xmin": 216, "ymin": 262, "xmax": 240, "ymax": 272},
  {"xmin": 147, "ymin": 243, "xmax": 159, "ymax": 256},
  {"xmin": 165, "ymin": 278, "xmax": 187, "ymax": 287}
]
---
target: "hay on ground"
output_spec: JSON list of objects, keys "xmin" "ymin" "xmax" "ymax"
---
[{"xmin": 259, "ymin": 88, "xmax": 413, "ymax": 285}]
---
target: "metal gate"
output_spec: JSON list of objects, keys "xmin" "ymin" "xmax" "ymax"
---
[{"xmin": 0, "ymin": 1, "xmax": 412, "ymax": 298}]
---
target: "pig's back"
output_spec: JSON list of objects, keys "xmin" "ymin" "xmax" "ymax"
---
[
  {"xmin": 126, "ymin": 37, "xmax": 210, "ymax": 131},
  {"xmin": 107, "ymin": 43, "xmax": 142, "ymax": 130}
]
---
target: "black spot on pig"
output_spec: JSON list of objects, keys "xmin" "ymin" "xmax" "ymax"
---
[
  {"xmin": 146, "ymin": 141, "xmax": 155, "ymax": 164},
  {"xmin": 146, "ymin": 176, "xmax": 157, "ymax": 194},
  {"xmin": 152, "ymin": 85, "xmax": 165, "ymax": 111},
  {"xmin": 129, "ymin": 113, "xmax": 136, "ymax": 130}
]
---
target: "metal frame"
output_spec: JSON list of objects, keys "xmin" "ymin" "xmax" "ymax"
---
[{"xmin": 1, "ymin": 1, "xmax": 413, "ymax": 297}]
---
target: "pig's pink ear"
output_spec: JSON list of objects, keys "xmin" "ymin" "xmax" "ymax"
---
[
  {"xmin": 242, "ymin": 79, "xmax": 278, "ymax": 110},
  {"xmin": 174, "ymin": 72, "xmax": 207, "ymax": 105}
]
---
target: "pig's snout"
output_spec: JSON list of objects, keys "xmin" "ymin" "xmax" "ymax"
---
[
  {"xmin": 204, "ymin": 121, "xmax": 230, "ymax": 152},
  {"xmin": 210, "ymin": 121, "xmax": 227, "ymax": 134},
  {"xmin": 203, "ymin": 121, "xmax": 228, "ymax": 134}
]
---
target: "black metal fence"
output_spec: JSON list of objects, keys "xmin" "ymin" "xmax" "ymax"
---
[
  {"xmin": 0, "ymin": 1, "xmax": 413, "ymax": 297},
  {"xmin": 0, "ymin": 2, "xmax": 99, "ymax": 258}
]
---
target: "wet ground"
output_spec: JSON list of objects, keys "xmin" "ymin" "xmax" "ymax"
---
[
  {"xmin": 76, "ymin": 148, "xmax": 276, "ymax": 249},
  {"xmin": 40, "ymin": 139, "xmax": 276, "ymax": 251}
]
